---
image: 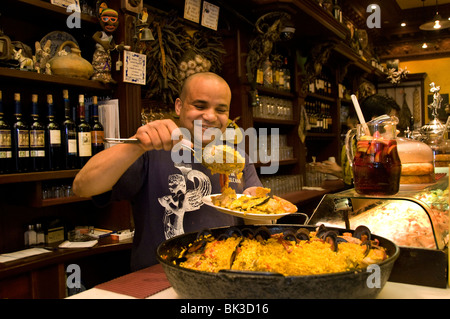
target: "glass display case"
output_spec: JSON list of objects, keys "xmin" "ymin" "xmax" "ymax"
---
[{"xmin": 307, "ymin": 177, "xmax": 449, "ymax": 288}]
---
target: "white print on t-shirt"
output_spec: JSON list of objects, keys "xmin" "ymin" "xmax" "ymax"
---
[{"xmin": 159, "ymin": 163, "xmax": 212, "ymax": 239}]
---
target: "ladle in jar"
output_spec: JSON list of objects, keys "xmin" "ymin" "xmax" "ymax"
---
[{"xmin": 351, "ymin": 94, "xmax": 370, "ymax": 136}]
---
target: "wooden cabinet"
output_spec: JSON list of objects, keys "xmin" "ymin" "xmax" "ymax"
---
[
  {"xmin": 219, "ymin": 0, "xmax": 384, "ymax": 203},
  {"xmin": 0, "ymin": 0, "xmax": 134, "ymax": 298}
]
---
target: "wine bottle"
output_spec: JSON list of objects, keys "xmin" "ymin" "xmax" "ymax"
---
[
  {"xmin": 12, "ymin": 93, "xmax": 30, "ymax": 172},
  {"xmin": 0, "ymin": 91, "xmax": 12, "ymax": 174},
  {"xmin": 90, "ymin": 96, "xmax": 104, "ymax": 156},
  {"xmin": 29, "ymin": 94, "xmax": 46, "ymax": 171},
  {"xmin": 45, "ymin": 94, "xmax": 62, "ymax": 170},
  {"xmin": 282, "ymin": 57, "xmax": 290, "ymax": 91},
  {"xmin": 62, "ymin": 90, "xmax": 77, "ymax": 169},
  {"xmin": 77, "ymin": 94, "xmax": 91, "ymax": 168}
]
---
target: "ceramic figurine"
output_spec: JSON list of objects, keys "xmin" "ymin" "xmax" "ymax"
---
[
  {"xmin": 13, "ymin": 48, "xmax": 34, "ymax": 70},
  {"xmin": 34, "ymin": 39, "xmax": 52, "ymax": 74},
  {"xmin": 91, "ymin": 2, "xmax": 124, "ymax": 83}
]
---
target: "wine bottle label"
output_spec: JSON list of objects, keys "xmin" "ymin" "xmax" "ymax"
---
[
  {"xmin": 18, "ymin": 150, "xmax": 29, "ymax": 158},
  {"xmin": 50, "ymin": 130, "xmax": 61, "ymax": 145},
  {"xmin": 78, "ymin": 132, "xmax": 92, "ymax": 157},
  {"xmin": 0, "ymin": 129, "xmax": 11, "ymax": 147},
  {"xmin": 30, "ymin": 150, "xmax": 45, "ymax": 157},
  {"xmin": 91, "ymin": 131, "xmax": 104, "ymax": 144},
  {"xmin": 68, "ymin": 139, "xmax": 77, "ymax": 154},
  {"xmin": 30, "ymin": 130, "xmax": 45, "ymax": 147},
  {"xmin": 17, "ymin": 130, "xmax": 29, "ymax": 148},
  {"xmin": 0, "ymin": 150, "xmax": 12, "ymax": 158}
]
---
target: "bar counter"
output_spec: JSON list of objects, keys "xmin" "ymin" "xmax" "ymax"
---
[{"xmin": 67, "ymin": 263, "xmax": 450, "ymax": 299}]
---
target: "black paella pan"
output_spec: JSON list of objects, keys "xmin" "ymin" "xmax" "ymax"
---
[{"xmin": 156, "ymin": 224, "xmax": 399, "ymax": 299}]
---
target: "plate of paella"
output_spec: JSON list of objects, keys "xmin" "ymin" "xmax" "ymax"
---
[{"xmin": 202, "ymin": 187, "xmax": 297, "ymax": 220}]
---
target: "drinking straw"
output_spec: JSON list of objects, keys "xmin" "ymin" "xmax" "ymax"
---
[{"xmin": 351, "ymin": 94, "xmax": 370, "ymax": 135}]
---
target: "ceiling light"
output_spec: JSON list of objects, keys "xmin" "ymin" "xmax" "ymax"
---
[
  {"xmin": 434, "ymin": 18, "xmax": 442, "ymax": 29},
  {"xmin": 420, "ymin": 1, "xmax": 450, "ymax": 30},
  {"xmin": 401, "ymin": 22, "xmax": 406, "ymax": 27}
]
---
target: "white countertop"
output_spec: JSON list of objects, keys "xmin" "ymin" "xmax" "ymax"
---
[{"xmin": 67, "ymin": 281, "xmax": 450, "ymax": 299}]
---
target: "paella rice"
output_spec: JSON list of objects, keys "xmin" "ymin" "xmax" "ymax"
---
[{"xmin": 179, "ymin": 228, "xmax": 388, "ymax": 276}]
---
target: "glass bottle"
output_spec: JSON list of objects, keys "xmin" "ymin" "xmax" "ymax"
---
[
  {"xmin": 24, "ymin": 224, "xmax": 37, "ymax": 247},
  {"xmin": 77, "ymin": 94, "xmax": 91, "ymax": 168},
  {"xmin": 62, "ymin": 90, "xmax": 77, "ymax": 169},
  {"xmin": 36, "ymin": 223, "xmax": 45, "ymax": 245},
  {"xmin": 12, "ymin": 93, "xmax": 30, "ymax": 172},
  {"xmin": 46, "ymin": 94, "xmax": 62, "ymax": 170},
  {"xmin": 90, "ymin": 96, "xmax": 104, "ymax": 156},
  {"xmin": 0, "ymin": 90, "xmax": 12, "ymax": 174},
  {"xmin": 282, "ymin": 57, "xmax": 291, "ymax": 91},
  {"xmin": 29, "ymin": 94, "xmax": 46, "ymax": 171},
  {"xmin": 262, "ymin": 58, "xmax": 273, "ymax": 88}
]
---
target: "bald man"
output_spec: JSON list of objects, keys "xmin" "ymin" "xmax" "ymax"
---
[{"xmin": 73, "ymin": 72, "xmax": 262, "ymax": 270}]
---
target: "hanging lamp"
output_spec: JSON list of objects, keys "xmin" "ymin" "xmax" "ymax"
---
[{"xmin": 419, "ymin": 0, "xmax": 450, "ymax": 30}]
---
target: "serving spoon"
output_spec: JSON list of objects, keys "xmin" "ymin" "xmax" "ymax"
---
[{"xmin": 104, "ymin": 137, "xmax": 245, "ymax": 175}]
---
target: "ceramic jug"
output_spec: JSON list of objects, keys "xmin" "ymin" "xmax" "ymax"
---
[{"xmin": 49, "ymin": 41, "xmax": 94, "ymax": 80}]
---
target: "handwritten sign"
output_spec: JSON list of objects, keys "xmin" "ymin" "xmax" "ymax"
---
[
  {"xmin": 201, "ymin": 1, "xmax": 219, "ymax": 31},
  {"xmin": 123, "ymin": 50, "xmax": 146, "ymax": 85},
  {"xmin": 184, "ymin": 0, "xmax": 201, "ymax": 23}
]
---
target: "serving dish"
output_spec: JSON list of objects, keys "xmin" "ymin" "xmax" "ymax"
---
[
  {"xmin": 202, "ymin": 194, "xmax": 292, "ymax": 220},
  {"xmin": 156, "ymin": 224, "xmax": 399, "ymax": 299}
]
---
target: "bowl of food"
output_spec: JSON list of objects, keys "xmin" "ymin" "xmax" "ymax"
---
[{"xmin": 156, "ymin": 224, "xmax": 399, "ymax": 299}]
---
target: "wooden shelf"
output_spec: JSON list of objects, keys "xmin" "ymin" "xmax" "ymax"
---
[
  {"xmin": 32, "ymin": 195, "xmax": 90, "ymax": 208},
  {"xmin": 0, "ymin": 170, "xmax": 80, "ymax": 184},
  {"xmin": 254, "ymin": 158, "xmax": 298, "ymax": 167},
  {"xmin": 306, "ymin": 92, "xmax": 336, "ymax": 103},
  {"xmin": 0, "ymin": 238, "xmax": 133, "ymax": 280},
  {"xmin": 250, "ymin": 0, "xmax": 349, "ymax": 40},
  {"xmin": 6, "ymin": 0, "xmax": 98, "ymax": 25},
  {"xmin": 306, "ymin": 132, "xmax": 338, "ymax": 139},
  {"xmin": 253, "ymin": 117, "xmax": 298, "ymax": 126},
  {"xmin": 255, "ymin": 85, "xmax": 295, "ymax": 99},
  {"xmin": 280, "ymin": 179, "xmax": 346, "ymax": 205},
  {"xmin": 333, "ymin": 42, "xmax": 385, "ymax": 78},
  {"xmin": 0, "ymin": 67, "xmax": 113, "ymax": 91}
]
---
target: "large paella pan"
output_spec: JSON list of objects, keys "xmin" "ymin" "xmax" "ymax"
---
[{"xmin": 156, "ymin": 224, "xmax": 399, "ymax": 299}]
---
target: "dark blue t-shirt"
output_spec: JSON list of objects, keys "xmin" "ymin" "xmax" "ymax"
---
[{"xmin": 93, "ymin": 149, "xmax": 262, "ymax": 271}]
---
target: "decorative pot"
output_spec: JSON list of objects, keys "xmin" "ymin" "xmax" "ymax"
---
[{"xmin": 49, "ymin": 40, "xmax": 94, "ymax": 79}]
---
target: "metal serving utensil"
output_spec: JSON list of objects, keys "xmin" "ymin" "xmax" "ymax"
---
[
  {"xmin": 104, "ymin": 137, "xmax": 243, "ymax": 174},
  {"xmin": 104, "ymin": 137, "xmax": 139, "ymax": 144}
]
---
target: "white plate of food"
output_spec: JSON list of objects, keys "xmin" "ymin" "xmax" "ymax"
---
[{"xmin": 202, "ymin": 192, "xmax": 296, "ymax": 221}]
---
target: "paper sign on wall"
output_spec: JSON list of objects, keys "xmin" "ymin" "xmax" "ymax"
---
[
  {"xmin": 184, "ymin": 0, "xmax": 201, "ymax": 23},
  {"xmin": 51, "ymin": 0, "xmax": 80, "ymax": 10},
  {"xmin": 201, "ymin": 1, "xmax": 219, "ymax": 31},
  {"xmin": 123, "ymin": 50, "xmax": 146, "ymax": 85}
]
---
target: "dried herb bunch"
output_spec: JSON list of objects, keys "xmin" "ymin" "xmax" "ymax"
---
[
  {"xmin": 144, "ymin": 11, "xmax": 187, "ymax": 104},
  {"xmin": 143, "ymin": 10, "xmax": 226, "ymax": 105},
  {"xmin": 178, "ymin": 30, "xmax": 226, "ymax": 84}
]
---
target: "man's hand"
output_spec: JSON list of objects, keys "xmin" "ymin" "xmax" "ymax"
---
[{"xmin": 135, "ymin": 119, "xmax": 181, "ymax": 151}]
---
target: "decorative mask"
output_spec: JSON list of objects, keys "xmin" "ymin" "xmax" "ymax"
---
[{"xmin": 99, "ymin": 5, "xmax": 119, "ymax": 34}]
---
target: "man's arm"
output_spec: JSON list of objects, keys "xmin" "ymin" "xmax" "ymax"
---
[{"xmin": 73, "ymin": 119, "xmax": 179, "ymax": 198}]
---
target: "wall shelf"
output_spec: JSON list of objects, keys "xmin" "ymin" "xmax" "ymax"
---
[
  {"xmin": 0, "ymin": 68, "xmax": 113, "ymax": 91},
  {"xmin": 0, "ymin": 170, "xmax": 80, "ymax": 185}
]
